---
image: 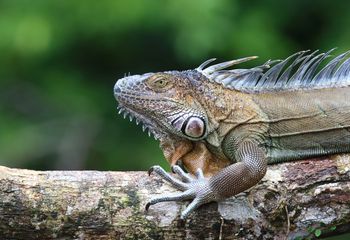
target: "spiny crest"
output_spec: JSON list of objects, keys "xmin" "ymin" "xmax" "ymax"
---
[{"xmin": 197, "ymin": 49, "xmax": 350, "ymax": 93}]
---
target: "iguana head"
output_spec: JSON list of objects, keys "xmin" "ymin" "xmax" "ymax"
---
[{"xmin": 114, "ymin": 70, "xmax": 214, "ymax": 142}]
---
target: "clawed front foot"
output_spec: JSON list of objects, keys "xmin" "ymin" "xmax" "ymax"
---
[{"xmin": 146, "ymin": 165, "xmax": 217, "ymax": 219}]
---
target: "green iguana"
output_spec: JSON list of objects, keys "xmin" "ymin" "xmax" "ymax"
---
[{"xmin": 113, "ymin": 49, "xmax": 350, "ymax": 219}]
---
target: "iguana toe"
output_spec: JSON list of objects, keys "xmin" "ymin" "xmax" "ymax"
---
[{"xmin": 146, "ymin": 165, "xmax": 218, "ymax": 219}]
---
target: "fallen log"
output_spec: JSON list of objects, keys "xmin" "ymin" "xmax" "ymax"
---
[{"xmin": 0, "ymin": 154, "xmax": 349, "ymax": 239}]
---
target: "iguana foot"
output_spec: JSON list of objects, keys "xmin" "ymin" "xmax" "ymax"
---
[{"xmin": 146, "ymin": 165, "xmax": 217, "ymax": 219}]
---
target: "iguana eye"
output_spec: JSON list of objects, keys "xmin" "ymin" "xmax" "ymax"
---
[
  {"xmin": 154, "ymin": 79, "xmax": 167, "ymax": 87},
  {"xmin": 147, "ymin": 75, "xmax": 170, "ymax": 89},
  {"xmin": 182, "ymin": 117, "xmax": 205, "ymax": 138}
]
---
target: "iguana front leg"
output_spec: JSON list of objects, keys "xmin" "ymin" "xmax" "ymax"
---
[{"xmin": 146, "ymin": 140, "xmax": 267, "ymax": 219}]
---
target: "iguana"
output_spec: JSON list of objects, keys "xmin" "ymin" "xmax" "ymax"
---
[{"xmin": 113, "ymin": 49, "xmax": 350, "ymax": 219}]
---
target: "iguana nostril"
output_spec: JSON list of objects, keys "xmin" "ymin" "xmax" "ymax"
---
[{"xmin": 114, "ymin": 82, "xmax": 121, "ymax": 96}]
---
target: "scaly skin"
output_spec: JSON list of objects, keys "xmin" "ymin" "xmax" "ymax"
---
[{"xmin": 113, "ymin": 52, "xmax": 350, "ymax": 219}]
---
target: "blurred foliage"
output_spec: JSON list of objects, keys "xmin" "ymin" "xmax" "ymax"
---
[{"xmin": 1, "ymin": 0, "xmax": 350, "ymax": 172}]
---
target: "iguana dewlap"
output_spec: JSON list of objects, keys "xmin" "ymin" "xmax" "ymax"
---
[
  {"xmin": 114, "ymin": 49, "xmax": 350, "ymax": 219},
  {"xmin": 160, "ymin": 138, "xmax": 230, "ymax": 177}
]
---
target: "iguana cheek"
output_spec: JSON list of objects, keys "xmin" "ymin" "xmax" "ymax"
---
[
  {"xmin": 184, "ymin": 117, "xmax": 205, "ymax": 138},
  {"xmin": 172, "ymin": 116, "xmax": 205, "ymax": 137}
]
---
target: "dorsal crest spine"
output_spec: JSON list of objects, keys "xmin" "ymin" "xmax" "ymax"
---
[{"xmin": 197, "ymin": 49, "xmax": 350, "ymax": 93}]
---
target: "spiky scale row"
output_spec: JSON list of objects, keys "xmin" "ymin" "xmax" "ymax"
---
[
  {"xmin": 198, "ymin": 49, "xmax": 350, "ymax": 93},
  {"xmin": 116, "ymin": 105, "xmax": 159, "ymax": 140}
]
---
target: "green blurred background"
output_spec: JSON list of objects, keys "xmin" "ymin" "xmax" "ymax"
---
[{"xmin": 1, "ymin": 0, "xmax": 350, "ymax": 172}]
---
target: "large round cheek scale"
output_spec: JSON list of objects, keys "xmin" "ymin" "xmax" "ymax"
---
[{"xmin": 184, "ymin": 117, "xmax": 205, "ymax": 138}]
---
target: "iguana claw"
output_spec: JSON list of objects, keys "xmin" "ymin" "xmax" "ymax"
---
[
  {"xmin": 145, "ymin": 202, "xmax": 151, "ymax": 211},
  {"xmin": 148, "ymin": 166, "xmax": 155, "ymax": 176},
  {"xmin": 145, "ymin": 165, "xmax": 216, "ymax": 219}
]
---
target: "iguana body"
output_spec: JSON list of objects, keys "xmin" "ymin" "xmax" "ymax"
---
[{"xmin": 113, "ymin": 50, "xmax": 350, "ymax": 219}]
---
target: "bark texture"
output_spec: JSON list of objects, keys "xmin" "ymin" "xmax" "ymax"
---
[{"xmin": 0, "ymin": 155, "xmax": 350, "ymax": 240}]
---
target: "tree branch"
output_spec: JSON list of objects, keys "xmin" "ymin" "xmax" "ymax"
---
[{"xmin": 0, "ymin": 155, "xmax": 349, "ymax": 239}]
